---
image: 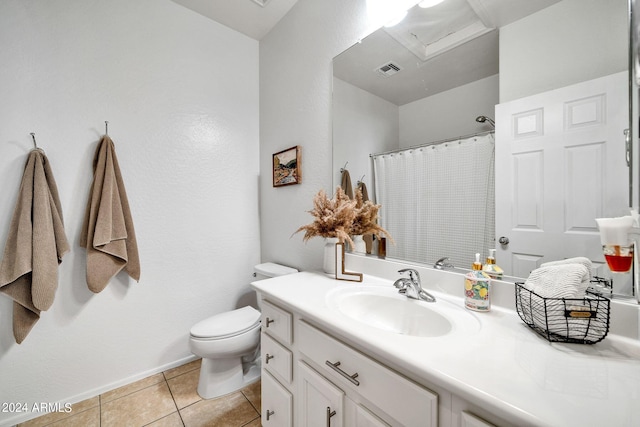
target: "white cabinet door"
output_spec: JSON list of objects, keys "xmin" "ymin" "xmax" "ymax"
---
[
  {"xmin": 495, "ymin": 71, "xmax": 628, "ymax": 278},
  {"xmin": 299, "ymin": 361, "xmax": 345, "ymax": 427},
  {"xmin": 355, "ymin": 404, "xmax": 390, "ymax": 427},
  {"xmin": 262, "ymin": 370, "xmax": 292, "ymax": 427}
]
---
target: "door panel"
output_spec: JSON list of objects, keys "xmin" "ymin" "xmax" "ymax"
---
[{"xmin": 495, "ymin": 71, "xmax": 628, "ymax": 280}]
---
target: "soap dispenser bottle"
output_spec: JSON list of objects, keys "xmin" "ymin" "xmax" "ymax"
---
[
  {"xmin": 464, "ymin": 253, "xmax": 491, "ymax": 312},
  {"xmin": 482, "ymin": 249, "xmax": 504, "ymax": 280}
]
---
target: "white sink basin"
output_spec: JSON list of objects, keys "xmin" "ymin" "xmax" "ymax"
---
[{"xmin": 326, "ymin": 285, "xmax": 480, "ymax": 337}]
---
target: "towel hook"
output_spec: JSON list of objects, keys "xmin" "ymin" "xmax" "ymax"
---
[
  {"xmin": 357, "ymin": 175, "xmax": 365, "ymax": 185},
  {"xmin": 30, "ymin": 133, "xmax": 38, "ymax": 149},
  {"xmin": 105, "ymin": 121, "xmax": 109, "ymax": 135},
  {"xmin": 340, "ymin": 161, "xmax": 348, "ymax": 173}
]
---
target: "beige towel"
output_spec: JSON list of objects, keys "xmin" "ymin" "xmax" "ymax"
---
[
  {"xmin": 0, "ymin": 149, "xmax": 69, "ymax": 343},
  {"xmin": 356, "ymin": 181, "xmax": 374, "ymax": 254},
  {"xmin": 80, "ymin": 136, "xmax": 140, "ymax": 293},
  {"xmin": 341, "ymin": 169, "xmax": 354, "ymax": 200}
]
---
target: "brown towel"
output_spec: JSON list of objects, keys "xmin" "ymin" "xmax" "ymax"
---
[
  {"xmin": 341, "ymin": 169, "xmax": 354, "ymax": 199},
  {"xmin": 80, "ymin": 136, "xmax": 140, "ymax": 293},
  {"xmin": 0, "ymin": 149, "xmax": 69, "ymax": 343},
  {"xmin": 357, "ymin": 181, "xmax": 374, "ymax": 254}
]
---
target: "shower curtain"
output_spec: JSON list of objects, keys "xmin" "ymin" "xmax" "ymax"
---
[{"xmin": 373, "ymin": 133, "xmax": 495, "ymax": 269}]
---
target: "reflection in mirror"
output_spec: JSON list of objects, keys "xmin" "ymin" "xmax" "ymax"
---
[{"xmin": 333, "ymin": 0, "xmax": 631, "ymax": 283}]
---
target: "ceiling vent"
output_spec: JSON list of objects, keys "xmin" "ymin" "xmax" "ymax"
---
[
  {"xmin": 251, "ymin": 0, "xmax": 271, "ymax": 6},
  {"xmin": 375, "ymin": 61, "xmax": 403, "ymax": 78}
]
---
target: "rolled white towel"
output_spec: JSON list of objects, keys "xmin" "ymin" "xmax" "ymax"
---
[
  {"xmin": 541, "ymin": 257, "xmax": 593, "ymax": 280},
  {"xmin": 522, "ymin": 264, "xmax": 593, "ymax": 341},
  {"xmin": 524, "ymin": 264, "xmax": 590, "ymax": 299}
]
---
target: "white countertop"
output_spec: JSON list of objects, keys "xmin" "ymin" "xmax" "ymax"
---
[{"xmin": 252, "ymin": 271, "xmax": 640, "ymax": 427}]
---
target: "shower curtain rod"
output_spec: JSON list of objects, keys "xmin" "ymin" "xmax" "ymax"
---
[{"xmin": 370, "ymin": 130, "xmax": 494, "ymax": 158}]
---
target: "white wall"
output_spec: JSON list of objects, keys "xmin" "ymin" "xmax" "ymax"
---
[
  {"xmin": 0, "ymin": 1, "xmax": 259, "ymax": 425},
  {"xmin": 259, "ymin": 0, "xmax": 374, "ymax": 271},
  {"xmin": 332, "ymin": 78, "xmax": 399, "ymax": 196},
  {"xmin": 500, "ymin": 0, "xmax": 627, "ymax": 102},
  {"xmin": 399, "ymin": 74, "xmax": 499, "ymax": 147}
]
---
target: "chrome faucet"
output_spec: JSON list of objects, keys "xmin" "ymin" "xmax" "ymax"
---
[
  {"xmin": 393, "ymin": 268, "xmax": 436, "ymax": 302},
  {"xmin": 434, "ymin": 257, "xmax": 454, "ymax": 270}
]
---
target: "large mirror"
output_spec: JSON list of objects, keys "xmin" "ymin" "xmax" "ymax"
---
[{"xmin": 333, "ymin": 0, "xmax": 634, "ymax": 284}]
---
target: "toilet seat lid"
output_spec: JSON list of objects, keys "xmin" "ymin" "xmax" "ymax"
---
[{"xmin": 190, "ymin": 306, "xmax": 261, "ymax": 339}]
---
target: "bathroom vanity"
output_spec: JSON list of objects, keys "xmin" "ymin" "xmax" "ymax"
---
[{"xmin": 252, "ymin": 269, "xmax": 640, "ymax": 427}]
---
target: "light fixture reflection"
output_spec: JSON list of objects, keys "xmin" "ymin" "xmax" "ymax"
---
[
  {"xmin": 419, "ymin": 0, "xmax": 446, "ymax": 8},
  {"xmin": 384, "ymin": 9, "xmax": 408, "ymax": 27}
]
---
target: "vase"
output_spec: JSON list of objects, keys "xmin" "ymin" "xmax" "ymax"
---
[
  {"xmin": 351, "ymin": 235, "xmax": 366, "ymax": 254},
  {"xmin": 323, "ymin": 237, "xmax": 339, "ymax": 274}
]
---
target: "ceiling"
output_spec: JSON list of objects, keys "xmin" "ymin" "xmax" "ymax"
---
[
  {"xmin": 171, "ymin": 0, "xmax": 562, "ymax": 104},
  {"xmin": 171, "ymin": 0, "xmax": 299, "ymax": 40},
  {"xmin": 333, "ymin": 0, "xmax": 562, "ymax": 106}
]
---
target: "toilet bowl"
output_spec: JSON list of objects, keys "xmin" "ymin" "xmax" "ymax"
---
[
  {"xmin": 189, "ymin": 262, "xmax": 298, "ymax": 399},
  {"xmin": 189, "ymin": 306, "xmax": 262, "ymax": 399}
]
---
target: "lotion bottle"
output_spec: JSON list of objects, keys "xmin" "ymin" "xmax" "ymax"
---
[
  {"xmin": 464, "ymin": 253, "xmax": 491, "ymax": 312},
  {"xmin": 482, "ymin": 249, "xmax": 504, "ymax": 280}
]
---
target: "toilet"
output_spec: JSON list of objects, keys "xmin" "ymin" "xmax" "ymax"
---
[{"xmin": 189, "ymin": 262, "xmax": 298, "ymax": 399}]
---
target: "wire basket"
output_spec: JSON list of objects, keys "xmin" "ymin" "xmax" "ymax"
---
[{"xmin": 515, "ymin": 283, "xmax": 610, "ymax": 344}]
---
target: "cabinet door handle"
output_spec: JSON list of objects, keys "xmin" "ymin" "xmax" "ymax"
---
[
  {"xmin": 326, "ymin": 406, "xmax": 336, "ymax": 427},
  {"xmin": 325, "ymin": 360, "xmax": 360, "ymax": 386},
  {"xmin": 266, "ymin": 409, "xmax": 275, "ymax": 421},
  {"xmin": 265, "ymin": 317, "xmax": 275, "ymax": 327},
  {"xmin": 265, "ymin": 353, "xmax": 274, "ymax": 364}
]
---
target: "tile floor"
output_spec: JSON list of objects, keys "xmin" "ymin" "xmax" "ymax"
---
[{"xmin": 18, "ymin": 359, "xmax": 262, "ymax": 427}]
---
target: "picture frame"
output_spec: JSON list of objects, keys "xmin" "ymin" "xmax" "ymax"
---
[
  {"xmin": 273, "ymin": 145, "xmax": 301, "ymax": 187},
  {"xmin": 335, "ymin": 242, "xmax": 363, "ymax": 282}
]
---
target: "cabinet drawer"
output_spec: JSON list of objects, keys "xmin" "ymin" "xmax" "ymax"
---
[
  {"xmin": 298, "ymin": 320, "xmax": 437, "ymax": 427},
  {"xmin": 262, "ymin": 300, "xmax": 293, "ymax": 345},
  {"xmin": 262, "ymin": 370, "xmax": 293, "ymax": 427},
  {"xmin": 262, "ymin": 332, "xmax": 293, "ymax": 384}
]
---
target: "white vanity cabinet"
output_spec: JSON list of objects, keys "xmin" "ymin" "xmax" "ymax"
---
[
  {"xmin": 259, "ymin": 296, "xmax": 498, "ymax": 427},
  {"xmin": 298, "ymin": 359, "xmax": 391, "ymax": 427},
  {"xmin": 299, "ymin": 360, "xmax": 346, "ymax": 426},
  {"xmin": 261, "ymin": 300, "xmax": 294, "ymax": 427},
  {"xmin": 297, "ymin": 320, "xmax": 438, "ymax": 426}
]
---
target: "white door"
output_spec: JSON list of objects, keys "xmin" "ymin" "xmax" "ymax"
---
[
  {"xmin": 495, "ymin": 71, "xmax": 629, "ymax": 278},
  {"xmin": 298, "ymin": 361, "xmax": 345, "ymax": 427}
]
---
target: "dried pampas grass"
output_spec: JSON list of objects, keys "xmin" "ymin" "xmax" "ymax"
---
[
  {"xmin": 351, "ymin": 189, "xmax": 393, "ymax": 243},
  {"xmin": 294, "ymin": 187, "xmax": 356, "ymax": 248},
  {"xmin": 294, "ymin": 186, "xmax": 393, "ymax": 249}
]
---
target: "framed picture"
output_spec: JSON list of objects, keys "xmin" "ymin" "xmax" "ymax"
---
[{"xmin": 273, "ymin": 145, "xmax": 301, "ymax": 187}]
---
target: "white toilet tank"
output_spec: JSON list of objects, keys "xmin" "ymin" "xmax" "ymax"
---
[{"xmin": 254, "ymin": 262, "xmax": 298, "ymax": 281}]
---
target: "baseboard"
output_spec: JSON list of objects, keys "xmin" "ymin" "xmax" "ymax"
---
[{"xmin": 1, "ymin": 354, "xmax": 199, "ymax": 427}]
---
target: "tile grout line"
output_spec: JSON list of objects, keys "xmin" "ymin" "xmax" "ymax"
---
[
  {"xmin": 240, "ymin": 389, "xmax": 260, "ymax": 418},
  {"xmin": 162, "ymin": 373, "xmax": 187, "ymax": 427}
]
